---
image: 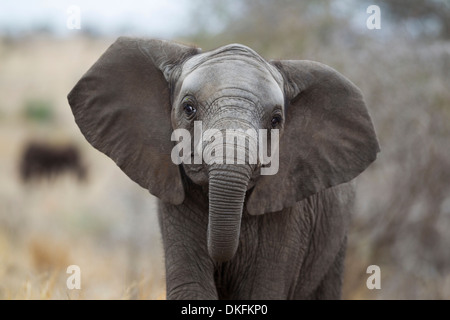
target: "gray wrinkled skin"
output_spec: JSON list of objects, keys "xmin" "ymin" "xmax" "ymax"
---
[
  {"xmin": 159, "ymin": 181, "xmax": 354, "ymax": 299},
  {"xmin": 67, "ymin": 38, "xmax": 379, "ymax": 300}
]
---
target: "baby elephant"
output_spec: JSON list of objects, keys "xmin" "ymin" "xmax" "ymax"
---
[{"xmin": 68, "ymin": 38, "xmax": 379, "ymax": 299}]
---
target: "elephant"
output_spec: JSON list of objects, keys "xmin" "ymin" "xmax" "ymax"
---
[
  {"xmin": 20, "ymin": 142, "xmax": 86, "ymax": 182},
  {"xmin": 68, "ymin": 37, "xmax": 379, "ymax": 299}
]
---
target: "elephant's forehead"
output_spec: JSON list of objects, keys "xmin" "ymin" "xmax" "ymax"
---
[
  {"xmin": 181, "ymin": 62, "xmax": 284, "ymax": 106},
  {"xmin": 180, "ymin": 46, "xmax": 284, "ymax": 104},
  {"xmin": 182, "ymin": 44, "xmax": 283, "ymax": 87},
  {"xmin": 186, "ymin": 60, "xmax": 272, "ymax": 86}
]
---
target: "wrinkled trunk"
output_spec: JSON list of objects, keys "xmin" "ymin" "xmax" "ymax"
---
[
  {"xmin": 202, "ymin": 116, "xmax": 258, "ymax": 262},
  {"xmin": 208, "ymin": 164, "xmax": 252, "ymax": 262}
]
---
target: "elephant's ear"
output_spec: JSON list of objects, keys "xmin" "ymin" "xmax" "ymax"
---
[
  {"xmin": 247, "ymin": 60, "xmax": 380, "ymax": 215},
  {"xmin": 68, "ymin": 37, "xmax": 200, "ymax": 204}
]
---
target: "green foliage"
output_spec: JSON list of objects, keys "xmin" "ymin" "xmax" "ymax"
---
[{"xmin": 22, "ymin": 99, "xmax": 54, "ymax": 124}]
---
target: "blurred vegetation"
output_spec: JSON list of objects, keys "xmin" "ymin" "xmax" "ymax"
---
[
  {"xmin": 380, "ymin": 0, "xmax": 450, "ymax": 39},
  {"xmin": 0, "ymin": 0, "xmax": 449, "ymax": 299},
  {"xmin": 187, "ymin": 0, "xmax": 350, "ymax": 57},
  {"xmin": 22, "ymin": 99, "xmax": 55, "ymax": 124}
]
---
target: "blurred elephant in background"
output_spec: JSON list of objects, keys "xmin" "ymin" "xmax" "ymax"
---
[
  {"xmin": 20, "ymin": 141, "xmax": 86, "ymax": 182},
  {"xmin": 68, "ymin": 38, "xmax": 379, "ymax": 299}
]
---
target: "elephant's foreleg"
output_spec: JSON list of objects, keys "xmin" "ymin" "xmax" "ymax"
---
[
  {"xmin": 305, "ymin": 238, "xmax": 347, "ymax": 300},
  {"xmin": 158, "ymin": 200, "xmax": 218, "ymax": 300}
]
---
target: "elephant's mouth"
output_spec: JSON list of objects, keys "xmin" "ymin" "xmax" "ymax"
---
[
  {"xmin": 183, "ymin": 138, "xmax": 262, "ymax": 189},
  {"xmin": 183, "ymin": 160, "xmax": 260, "ymax": 191}
]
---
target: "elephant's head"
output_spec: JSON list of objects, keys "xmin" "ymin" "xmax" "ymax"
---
[{"xmin": 68, "ymin": 38, "xmax": 379, "ymax": 262}]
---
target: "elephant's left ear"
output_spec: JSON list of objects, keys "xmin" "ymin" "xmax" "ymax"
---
[
  {"xmin": 68, "ymin": 37, "xmax": 200, "ymax": 205},
  {"xmin": 247, "ymin": 60, "xmax": 380, "ymax": 215}
]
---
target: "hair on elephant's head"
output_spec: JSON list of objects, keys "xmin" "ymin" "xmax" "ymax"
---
[{"xmin": 68, "ymin": 37, "xmax": 379, "ymax": 262}]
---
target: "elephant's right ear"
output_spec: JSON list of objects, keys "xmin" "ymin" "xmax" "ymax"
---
[
  {"xmin": 247, "ymin": 60, "xmax": 380, "ymax": 215},
  {"xmin": 67, "ymin": 37, "xmax": 200, "ymax": 204}
]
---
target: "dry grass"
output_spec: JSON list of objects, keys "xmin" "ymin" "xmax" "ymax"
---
[{"xmin": 0, "ymin": 36, "xmax": 165, "ymax": 299}]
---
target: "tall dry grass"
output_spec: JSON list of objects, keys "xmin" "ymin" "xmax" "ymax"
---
[{"xmin": 0, "ymin": 36, "xmax": 165, "ymax": 299}]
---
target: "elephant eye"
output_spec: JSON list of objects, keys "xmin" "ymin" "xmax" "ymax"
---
[
  {"xmin": 271, "ymin": 115, "xmax": 282, "ymax": 128},
  {"xmin": 183, "ymin": 103, "xmax": 197, "ymax": 117}
]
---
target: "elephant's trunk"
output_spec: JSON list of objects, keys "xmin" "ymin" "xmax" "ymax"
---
[{"xmin": 208, "ymin": 164, "xmax": 252, "ymax": 262}]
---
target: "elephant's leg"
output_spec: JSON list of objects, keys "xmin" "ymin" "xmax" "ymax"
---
[
  {"xmin": 158, "ymin": 200, "xmax": 218, "ymax": 300},
  {"xmin": 307, "ymin": 238, "xmax": 347, "ymax": 300},
  {"xmin": 215, "ymin": 210, "xmax": 311, "ymax": 299}
]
